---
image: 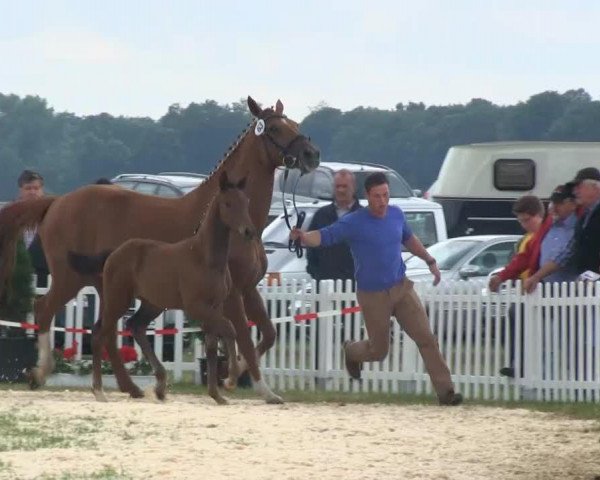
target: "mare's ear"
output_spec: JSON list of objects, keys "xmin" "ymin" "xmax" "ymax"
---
[
  {"xmin": 275, "ymin": 99, "xmax": 284, "ymax": 115},
  {"xmin": 247, "ymin": 96, "xmax": 262, "ymax": 117},
  {"xmin": 237, "ymin": 177, "xmax": 247, "ymax": 191},
  {"xmin": 219, "ymin": 171, "xmax": 231, "ymax": 191}
]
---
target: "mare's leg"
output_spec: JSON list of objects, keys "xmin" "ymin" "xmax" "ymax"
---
[
  {"xmin": 223, "ymin": 290, "xmax": 282, "ymax": 404},
  {"xmin": 28, "ymin": 273, "xmax": 82, "ymax": 389},
  {"xmin": 126, "ymin": 302, "xmax": 167, "ymax": 400}
]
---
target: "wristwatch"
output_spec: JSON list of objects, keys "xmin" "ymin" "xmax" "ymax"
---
[{"xmin": 426, "ymin": 258, "xmax": 437, "ymax": 266}]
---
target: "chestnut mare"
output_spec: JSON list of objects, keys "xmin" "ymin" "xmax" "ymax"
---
[
  {"xmin": 0, "ymin": 96, "xmax": 320, "ymax": 403},
  {"xmin": 95, "ymin": 172, "xmax": 252, "ymax": 404}
]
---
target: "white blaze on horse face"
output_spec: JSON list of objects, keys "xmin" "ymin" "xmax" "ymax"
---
[{"xmin": 254, "ymin": 119, "xmax": 265, "ymax": 136}]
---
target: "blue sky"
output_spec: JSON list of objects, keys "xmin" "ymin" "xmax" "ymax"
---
[{"xmin": 2, "ymin": 1, "xmax": 600, "ymax": 122}]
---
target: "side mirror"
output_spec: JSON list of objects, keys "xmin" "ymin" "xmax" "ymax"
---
[
  {"xmin": 412, "ymin": 189, "xmax": 423, "ymax": 198},
  {"xmin": 458, "ymin": 264, "xmax": 481, "ymax": 280}
]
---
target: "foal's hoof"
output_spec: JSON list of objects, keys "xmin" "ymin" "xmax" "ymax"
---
[
  {"xmin": 92, "ymin": 389, "xmax": 109, "ymax": 403},
  {"xmin": 129, "ymin": 387, "xmax": 145, "ymax": 399},
  {"xmin": 211, "ymin": 395, "xmax": 229, "ymax": 406},
  {"xmin": 155, "ymin": 385, "xmax": 167, "ymax": 402},
  {"xmin": 222, "ymin": 378, "xmax": 237, "ymax": 391}
]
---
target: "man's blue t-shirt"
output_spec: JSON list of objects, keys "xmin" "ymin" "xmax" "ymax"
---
[{"xmin": 319, "ymin": 206, "xmax": 413, "ymax": 291}]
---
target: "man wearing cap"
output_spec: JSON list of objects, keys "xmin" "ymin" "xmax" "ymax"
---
[
  {"xmin": 522, "ymin": 168, "xmax": 600, "ymax": 281},
  {"xmin": 523, "ymin": 183, "xmax": 579, "ymax": 293}
]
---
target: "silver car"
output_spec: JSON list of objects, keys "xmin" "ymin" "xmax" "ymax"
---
[{"xmin": 406, "ymin": 235, "xmax": 521, "ymax": 283}]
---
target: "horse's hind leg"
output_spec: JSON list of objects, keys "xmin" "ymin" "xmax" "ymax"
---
[
  {"xmin": 126, "ymin": 302, "xmax": 167, "ymax": 400},
  {"xmin": 221, "ymin": 336, "xmax": 238, "ymax": 392},
  {"xmin": 28, "ymin": 275, "xmax": 82, "ymax": 389}
]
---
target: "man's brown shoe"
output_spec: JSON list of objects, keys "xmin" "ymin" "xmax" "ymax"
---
[
  {"xmin": 343, "ymin": 341, "xmax": 362, "ymax": 380},
  {"xmin": 439, "ymin": 391, "xmax": 463, "ymax": 406}
]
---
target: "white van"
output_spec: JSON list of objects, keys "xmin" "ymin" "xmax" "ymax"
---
[
  {"xmin": 430, "ymin": 141, "xmax": 600, "ymax": 237},
  {"xmin": 261, "ymin": 196, "xmax": 447, "ymax": 285}
]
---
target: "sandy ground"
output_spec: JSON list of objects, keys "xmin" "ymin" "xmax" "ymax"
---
[{"xmin": 0, "ymin": 389, "xmax": 599, "ymax": 480}]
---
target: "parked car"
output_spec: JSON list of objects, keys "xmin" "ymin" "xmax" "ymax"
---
[
  {"xmin": 268, "ymin": 161, "xmax": 416, "ymax": 225},
  {"xmin": 111, "ymin": 172, "xmax": 208, "ymax": 197},
  {"xmin": 405, "ymin": 235, "xmax": 520, "ymax": 283},
  {"xmin": 262, "ymin": 196, "xmax": 448, "ymax": 286}
]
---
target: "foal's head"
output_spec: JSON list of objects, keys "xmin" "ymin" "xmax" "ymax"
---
[
  {"xmin": 247, "ymin": 96, "xmax": 320, "ymax": 174},
  {"xmin": 217, "ymin": 172, "xmax": 255, "ymax": 241}
]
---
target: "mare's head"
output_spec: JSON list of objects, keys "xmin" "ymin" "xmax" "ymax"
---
[
  {"xmin": 247, "ymin": 96, "xmax": 320, "ymax": 174},
  {"xmin": 217, "ymin": 171, "xmax": 255, "ymax": 241}
]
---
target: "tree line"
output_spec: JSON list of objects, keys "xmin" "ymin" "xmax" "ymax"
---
[{"xmin": 1, "ymin": 88, "xmax": 600, "ymax": 200}]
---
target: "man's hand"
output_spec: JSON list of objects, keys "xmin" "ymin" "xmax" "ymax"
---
[
  {"xmin": 289, "ymin": 227, "xmax": 303, "ymax": 242},
  {"xmin": 488, "ymin": 274, "xmax": 503, "ymax": 293},
  {"xmin": 429, "ymin": 262, "xmax": 441, "ymax": 286},
  {"xmin": 523, "ymin": 275, "xmax": 540, "ymax": 294}
]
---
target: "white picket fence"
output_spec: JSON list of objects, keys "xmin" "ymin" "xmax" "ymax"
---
[{"xmin": 27, "ymin": 276, "xmax": 600, "ymax": 402}]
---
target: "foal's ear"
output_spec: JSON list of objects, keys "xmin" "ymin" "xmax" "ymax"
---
[
  {"xmin": 247, "ymin": 96, "xmax": 262, "ymax": 117},
  {"xmin": 237, "ymin": 177, "xmax": 247, "ymax": 191},
  {"xmin": 219, "ymin": 171, "xmax": 231, "ymax": 191},
  {"xmin": 275, "ymin": 99, "xmax": 284, "ymax": 115}
]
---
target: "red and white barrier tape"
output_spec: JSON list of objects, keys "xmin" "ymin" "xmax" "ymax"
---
[{"xmin": 0, "ymin": 305, "xmax": 362, "ymax": 335}]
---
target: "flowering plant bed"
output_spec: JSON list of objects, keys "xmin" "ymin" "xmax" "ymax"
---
[{"xmin": 53, "ymin": 342, "xmax": 153, "ymax": 376}]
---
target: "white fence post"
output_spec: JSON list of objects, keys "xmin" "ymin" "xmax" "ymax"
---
[
  {"xmin": 522, "ymin": 283, "xmax": 542, "ymax": 400},
  {"xmin": 317, "ymin": 280, "xmax": 334, "ymax": 390}
]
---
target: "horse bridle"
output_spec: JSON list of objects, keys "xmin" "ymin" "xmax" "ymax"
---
[{"xmin": 256, "ymin": 113, "xmax": 308, "ymax": 258}]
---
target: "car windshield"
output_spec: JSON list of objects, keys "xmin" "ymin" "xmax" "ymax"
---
[
  {"xmin": 405, "ymin": 239, "xmax": 479, "ymax": 270},
  {"xmin": 263, "ymin": 209, "xmax": 438, "ymax": 249}
]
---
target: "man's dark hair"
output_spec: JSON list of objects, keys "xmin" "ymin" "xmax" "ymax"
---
[
  {"xmin": 364, "ymin": 172, "xmax": 389, "ymax": 193},
  {"xmin": 95, "ymin": 177, "xmax": 112, "ymax": 185},
  {"xmin": 18, "ymin": 169, "xmax": 44, "ymax": 188},
  {"xmin": 512, "ymin": 195, "xmax": 544, "ymax": 217}
]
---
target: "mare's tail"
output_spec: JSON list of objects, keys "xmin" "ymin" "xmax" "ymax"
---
[
  {"xmin": 0, "ymin": 197, "xmax": 56, "ymax": 299},
  {"xmin": 67, "ymin": 250, "xmax": 112, "ymax": 276}
]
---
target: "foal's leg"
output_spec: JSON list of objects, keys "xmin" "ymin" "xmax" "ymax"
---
[
  {"xmin": 126, "ymin": 302, "xmax": 168, "ymax": 400},
  {"xmin": 221, "ymin": 336, "xmax": 239, "ymax": 392},
  {"xmin": 95, "ymin": 287, "xmax": 144, "ymax": 400},
  {"xmin": 28, "ymin": 273, "xmax": 82, "ymax": 389},
  {"xmin": 205, "ymin": 332, "xmax": 228, "ymax": 405}
]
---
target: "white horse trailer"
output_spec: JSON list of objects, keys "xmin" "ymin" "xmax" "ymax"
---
[{"xmin": 430, "ymin": 141, "xmax": 600, "ymax": 237}]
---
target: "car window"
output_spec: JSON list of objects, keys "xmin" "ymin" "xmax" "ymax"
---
[
  {"xmin": 467, "ymin": 241, "xmax": 517, "ymax": 276},
  {"xmin": 156, "ymin": 185, "xmax": 180, "ymax": 197},
  {"xmin": 405, "ymin": 240, "xmax": 479, "ymax": 270},
  {"xmin": 311, "ymin": 171, "xmax": 333, "ymax": 199},
  {"xmin": 134, "ymin": 182, "xmax": 159, "ymax": 195},
  {"xmin": 112, "ymin": 181, "xmax": 136, "ymax": 191},
  {"xmin": 405, "ymin": 212, "xmax": 437, "ymax": 247}
]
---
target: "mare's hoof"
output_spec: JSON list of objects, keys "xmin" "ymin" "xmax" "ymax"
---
[
  {"xmin": 212, "ymin": 395, "xmax": 229, "ymax": 406},
  {"xmin": 25, "ymin": 368, "xmax": 42, "ymax": 390},
  {"xmin": 265, "ymin": 393, "xmax": 284, "ymax": 405}
]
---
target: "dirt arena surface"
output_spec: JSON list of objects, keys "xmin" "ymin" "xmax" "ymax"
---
[{"xmin": 0, "ymin": 389, "xmax": 599, "ymax": 480}]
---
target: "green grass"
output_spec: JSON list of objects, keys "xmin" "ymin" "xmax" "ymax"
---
[
  {"xmin": 0, "ymin": 411, "xmax": 100, "ymax": 452},
  {"xmin": 35, "ymin": 466, "xmax": 132, "ymax": 479}
]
